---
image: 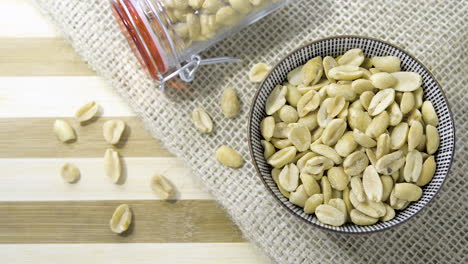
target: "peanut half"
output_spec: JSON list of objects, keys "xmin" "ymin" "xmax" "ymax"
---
[
  {"xmin": 315, "ymin": 204, "xmax": 346, "ymax": 226},
  {"xmin": 289, "ymin": 185, "xmax": 308, "ymax": 207},
  {"xmin": 192, "ymin": 108, "xmax": 214, "ymax": 133},
  {"xmin": 279, "ymin": 163, "xmax": 300, "ymax": 192},
  {"xmin": 53, "ymin": 120, "xmax": 76, "ymax": 143},
  {"xmin": 60, "ymin": 163, "xmax": 80, "ymax": 183},
  {"xmin": 220, "ymin": 88, "xmax": 240, "ymax": 119},
  {"xmin": 104, "ymin": 148, "xmax": 122, "ymax": 183},
  {"xmin": 362, "ymin": 165, "xmax": 383, "ymax": 202},
  {"xmin": 265, "ymin": 85, "xmax": 287, "ymax": 115},
  {"xmin": 75, "ymin": 101, "xmax": 99, "ymax": 123},
  {"xmin": 288, "ymin": 123, "xmax": 311, "ymax": 152},
  {"xmin": 216, "ymin": 145, "xmax": 243, "ymax": 168},
  {"xmin": 391, "ymin": 72, "xmax": 422, "ymax": 92},
  {"xmin": 103, "ymin": 119, "xmax": 126, "ymax": 145},
  {"xmin": 109, "ymin": 204, "xmax": 132, "ymax": 234},
  {"xmin": 370, "ymin": 72, "xmax": 397, "ymax": 89},
  {"xmin": 151, "ymin": 175, "xmax": 175, "ymax": 200},
  {"xmin": 370, "ymin": 56, "xmax": 401, "ymax": 73}
]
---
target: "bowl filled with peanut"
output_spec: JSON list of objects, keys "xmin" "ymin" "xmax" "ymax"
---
[{"xmin": 248, "ymin": 36, "xmax": 455, "ymax": 233}]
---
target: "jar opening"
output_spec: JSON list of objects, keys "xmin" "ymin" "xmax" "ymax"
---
[{"xmin": 110, "ymin": 0, "xmax": 168, "ymax": 80}]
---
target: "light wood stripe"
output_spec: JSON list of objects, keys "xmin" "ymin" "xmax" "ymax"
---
[
  {"xmin": 0, "ymin": 2, "xmax": 261, "ymax": 261},
  {"xmin": 0, "ymin": 158, "xmax": 211, "ymax": 201},
  {"xmin": 0, "ymin": 0, "xmax": 59, "ymax": 38},
  {"xmin": 0, "ymin": 38, "xmax": 95, "ymax": 76},
  {"xmin": 0, "ymin": 117, "xmax": 174, "ymax": 158},
  {"xmin": 0, "ymin": 77, "xmax": 133, "ymax": 117},
  {"xmin": 0, "ymin": 200, "xmax": 243, "ymax": 243},
  {"xmin": 0, "ymin": 243, "xmax": 270, "ymax": 264}
]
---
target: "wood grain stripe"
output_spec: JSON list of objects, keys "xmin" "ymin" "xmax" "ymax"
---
[
  {"xmin": 0, "ymin": 117, "xmax": 173, "ymax": 158},
  {"xmin": 0, "ymin": 38, "xmax": 95, "ymax": 76},
  {"xmin": 1, "ymin": 243, "xmax": 270, "ymax": 264},
  {"xmin": 0, "ymin": 77, "xmax": 133, "ymax": 117},
  {"xmin": 0, "ymin": 0, "xmax": 59, "ymax": 38},
  {"xmin": 0, "ymin": 200, "xmax": 243, "ymax": 243},
  {"xmin": 0, "ymin": 158, "xmax": 212, "ymax": 201}
]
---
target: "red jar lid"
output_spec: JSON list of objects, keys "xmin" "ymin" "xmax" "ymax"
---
[{"xmin": 110, "ymin": 0, "xmax": 168, "ymax": 80}]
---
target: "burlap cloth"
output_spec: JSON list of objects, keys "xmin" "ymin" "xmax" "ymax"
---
[{"xmin": 35, "ymin": 0, "xmax": 467, "ymax": 263}]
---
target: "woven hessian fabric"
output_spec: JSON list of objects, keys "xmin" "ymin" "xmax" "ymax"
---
[{"xmin": 35, "ymin": 0, "xmax": 467, "ymax": 263}]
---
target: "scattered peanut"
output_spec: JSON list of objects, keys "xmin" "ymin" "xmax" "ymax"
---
[
  {"xmin": 191, "ymin": 108, "xmax": 213, "ymax": 133},
  {"xmin": 220, "ymin": 88, "xmax": 240, "ymax": 118},
  {"xmin": 109, "ymin": 204, "xmax": 132, "ymax": 234},
  {"xmin": 104, "ymin": 148, "xmax": 122, "ymax": 183},
  {"xmin": 53, "ymin": 120, "xmax": 76, "ymax": 143},
  {"xmin": 216, "ymin": 145, "xmax": 243, "ymax": 168},
  {"xmin": 151, "ymin": 175, "xmax": 175, "ymax": 200},
  {"xmin": 60, "ymin": 163, "xmax": 80, "ymax": 183},
  {"xmin": 103, "ymin": 119, "xmax": 126, "ymax": 145},
  {"xmin": 75, "ymin": 101, "xmax": 99, "ymax": 123},
  {"xmin": 249, "ymin": 63, "xmax": 271, "ymax": 82}
]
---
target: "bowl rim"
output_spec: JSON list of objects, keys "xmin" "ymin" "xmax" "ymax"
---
[{"xmin": 247, "ymin": 35, "xmax": 456, "ymax": 234}]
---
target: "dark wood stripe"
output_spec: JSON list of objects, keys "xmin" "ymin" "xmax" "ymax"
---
[
  {"xmin": 0, "ymin": 200, "xmax": 243, "ymax": 243},
  {"xmin": 0, "ymin": 117, "xmax": 173, "ymax": 158},
  {"xmin": 0, "ymin": 38, "xmax": 95, "ymax": 76}
]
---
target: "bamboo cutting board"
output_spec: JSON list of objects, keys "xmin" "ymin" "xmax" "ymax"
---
[{"xmin": 0, "ymin": 1, "xmax": 269, "ymax": 263}]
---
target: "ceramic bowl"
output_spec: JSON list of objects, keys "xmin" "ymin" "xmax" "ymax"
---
[{"xmin": 248, "ymin": 36, "xmax": 456, "ymax": 233}]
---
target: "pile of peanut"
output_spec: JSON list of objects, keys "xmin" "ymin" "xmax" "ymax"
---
[{"xmin": 260, "ymin": 49, "xmax": 440, "ymax": 226}]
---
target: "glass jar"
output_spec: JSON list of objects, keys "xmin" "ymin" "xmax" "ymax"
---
[{"xmin": 110, "ymin": 0, "xmax": 287, "ymax": 89}]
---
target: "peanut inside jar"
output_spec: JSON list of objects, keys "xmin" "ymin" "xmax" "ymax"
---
[
  {"xmin": 111, "ymin": 0, "xmax": 287, "ymax": 84},
  {"xmin": 162, "ymin": 0, "xmax": 284, "ymax": 58}
]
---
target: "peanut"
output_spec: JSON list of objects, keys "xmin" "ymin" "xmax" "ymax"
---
[{"xmin": 216, "ymin": 145, "xmax": 243, "ymax": 168}]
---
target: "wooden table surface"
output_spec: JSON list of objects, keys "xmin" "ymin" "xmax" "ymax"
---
[{"xmin": 0, "ymin": 1, "xmax": 269, "ymax": 263}]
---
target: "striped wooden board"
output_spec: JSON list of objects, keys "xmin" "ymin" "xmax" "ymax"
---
[{"xmin": 0, "ymin": 1, "xmax": 270, "ymax": 263}]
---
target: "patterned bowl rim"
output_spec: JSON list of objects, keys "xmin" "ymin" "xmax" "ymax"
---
[{"xmin": 247, "ymin": 35, "xmax": 456, "ymax": 234}]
